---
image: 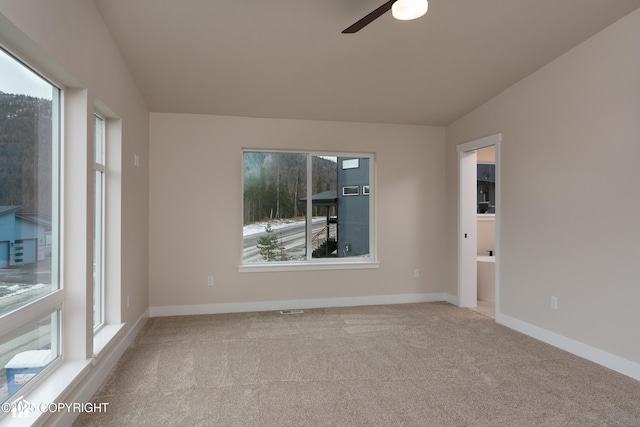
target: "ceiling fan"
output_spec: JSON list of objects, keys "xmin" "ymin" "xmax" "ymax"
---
[{"xmin": 342, "ymin": 0, "xmax": 429, "ymax": 33}]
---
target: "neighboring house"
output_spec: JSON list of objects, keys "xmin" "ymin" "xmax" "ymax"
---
[
  {"xmin": 336, "ymin": 157, "xmax": 370, "ymax": 258},
  {"xmin": 0, "ymin": 206, "xmax": 51, "ymax": 268},
  {"xmin": 305, "ymin": 157, "xmax": 370, "ymax": 258}
]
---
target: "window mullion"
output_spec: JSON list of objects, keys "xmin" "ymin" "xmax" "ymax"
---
[
  {"xmin": 306, "ymin": 153, "xmax": 313, "ymax": 261},
  {"xmin": 0, "ymin": 290, "xmax": 64, "ymax": 342}
]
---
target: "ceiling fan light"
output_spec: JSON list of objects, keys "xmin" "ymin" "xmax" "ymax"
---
[{"xmin": 392, "ymin": 0, "xmax": 428, "ymax": 21}]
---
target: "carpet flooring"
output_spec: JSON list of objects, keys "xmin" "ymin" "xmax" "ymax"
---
[{"xmin": 73, "ymin": 302, "xmax": 640, "ymax": 426}]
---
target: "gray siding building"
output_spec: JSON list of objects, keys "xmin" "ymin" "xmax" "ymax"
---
[{"xmin": 336, "ymin": 157, "xmax": 369, "ymax": 258}]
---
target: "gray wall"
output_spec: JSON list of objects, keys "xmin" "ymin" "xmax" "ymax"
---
[{"xmin": 445, "ymin": 9, "xmax": 640, "ymax": 366}]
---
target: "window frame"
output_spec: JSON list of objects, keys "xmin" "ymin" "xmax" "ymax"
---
[
  {"xmin": 0, "ymin": 36, "xmax": 126, "ymax": 424},
  {"xmin": 342, "ymin": 185, "xmax": 360, "ymax": 196},
  {"xmin": 93, "ymin": 114, "xmax": 106, "ymax": 332},
  {"xmin": 0, "ymin": 46, "xmax": 63, "ymax": 405},
  {"xmin": 477, "ymin": 161, "xmax": 496, "ymax": 216},
  {"xmin": 91, "ymin": 105, "xmax": 125, "ymax": 361},
  {"xmin": 239, "ymin": 149, "xmax": 379, "ymax": 272}
]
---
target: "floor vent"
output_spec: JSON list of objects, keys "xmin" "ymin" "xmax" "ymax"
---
[{"xmin": 280, "ymin": 309, "xmax": 304, "ymax": 315}]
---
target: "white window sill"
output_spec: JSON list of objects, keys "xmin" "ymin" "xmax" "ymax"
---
[
  {"xmin": 0, "ymin": 323, "xmax": 125, "ymax": 426},
  {"xmin": 477, "ymin": 214, "xmax": 495, "ymax": 221},
  {"xmin": 0, "ymin": 359, "xmax": 91, "ymax": 427},
  {"xmin": 239, "ymin": 260, "xmax": 380, "ymax": 273},
  {"xmin": 93, "ymin": 323, "xmax": 125, "ymax": 365}
]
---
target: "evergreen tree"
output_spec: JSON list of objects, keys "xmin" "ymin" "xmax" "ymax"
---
[{"xmin": 256, "ymin": 223, "xmax": 280, "ymax": 261}]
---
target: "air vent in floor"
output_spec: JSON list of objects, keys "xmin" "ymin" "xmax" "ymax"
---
[{"xmin": 279, "ymin": 309, "xmax": 304, "ymax": 315}]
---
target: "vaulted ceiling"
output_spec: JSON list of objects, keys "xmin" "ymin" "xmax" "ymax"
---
[{"xmin": 94, "ymin": 0, "xmax": 640, "ymax": 126}]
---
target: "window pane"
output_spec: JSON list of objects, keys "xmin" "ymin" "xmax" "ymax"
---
[
  {"xmin": 0, "ymin": 310, "xmax": 60, "ymax": 402},
  {"xmin": 335, "ymin": 157, "xmax": 370, "ymax": 258},
  {"xmin": 94, "ymin": 115, "xmax": 104, "ymax": 165},
  {"xmin": 311, "ymin": 156, "xmax": 337, "ymax": 258},
  {"xmin": 93, "ymin": 115, "xmax": 105, "ymax": 330},
  {"xmin": 0, "ymin": 49, "xmax": 59, "ymax": 317},
  {"xmin": 93, "ymin": 170, "xmax": 104, "ymax": 329},
  {"xmin": 242, "ymin": 152, "xmax": 307, "ymax": 262},
  {"xmin": 477, "ymin": 163, "xmax": 495, "ymax": 213},
  {"xmin": 242, "ymin": 152, "xmax": 374, "ymax": 264}
]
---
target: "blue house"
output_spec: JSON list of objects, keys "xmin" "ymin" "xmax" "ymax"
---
[{"xmin": 0, "ymin": 206, "xmax": 52, "ymax": 268}]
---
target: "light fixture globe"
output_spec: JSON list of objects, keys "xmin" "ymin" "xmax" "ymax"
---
[{"xmin": 392, "ymin": 0, "xmax": 428, "ymax": 21}]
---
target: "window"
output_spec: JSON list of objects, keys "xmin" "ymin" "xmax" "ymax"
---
[
  {"xmin": 477, "ymin": 163, "xmax": 495, "ymax": 214},
  {"xmin": 93, "ymin": 115, "xmax": 105, "ymax": 330},
  {"xmin": 242, "ymin": 151, "xmax": 375, "ymax": 266},
  {"xmin": 0, "ymin": 47, "xmax": 61, "ymax": 402},
  {"xmin": 342, "ymin": 158, "xmax": 359, "ymax": 170},
  {"xmin": 342, "ymin": 186, "xmax": 359, "ymax": 196},
  {"xmin": 0, "ymin": 311, "xmax": 60, "ymax": 400}
]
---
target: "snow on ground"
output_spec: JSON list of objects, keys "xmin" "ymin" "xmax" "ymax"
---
[{"xmin": 243, "ymin": 217, "xmax": 325, "ymax": 236}]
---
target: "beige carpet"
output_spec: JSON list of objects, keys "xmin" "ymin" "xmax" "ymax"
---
[{"xmin": 74, "ymin": 302, "xmax": 640, "ymax": 426}]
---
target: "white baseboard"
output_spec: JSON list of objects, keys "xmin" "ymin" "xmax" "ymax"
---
[
  {"xmin": 150, "ymin": 293, "xmax": 456, "ymax": 317},
  {"xmin": 443, "ymin": 293, "xmax": 459, "ymax": 306},
  {"xmin": 49, "ymin": 308, "xmax": 149, "ymax": 427},
  {"xmin": 497, "ymin": 312, "xmax": 640, "ymax": 381}
]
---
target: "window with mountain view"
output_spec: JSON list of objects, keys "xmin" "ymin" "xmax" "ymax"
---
[
  {"xmin": 0, "ymin": 47, "xmax": 61, "ymax": 402},
  {"xmin": 242, "ymin": 151, "xmax": 374, "ymax": 265}
]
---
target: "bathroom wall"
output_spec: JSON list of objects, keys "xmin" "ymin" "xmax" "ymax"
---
[{"xmin": 477, "ymin": 218, "xmax": 495, "ymax": 256}]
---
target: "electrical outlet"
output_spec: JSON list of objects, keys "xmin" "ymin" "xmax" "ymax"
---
[
  {"xmin": 127, "ymin": 295, "xmax": 130, "ymax": 309},
  {"xmin": 550, "ymin": 296, "xmax": 558, "ymax": 310},
  {"xmin": 207, "ymin": 276, "xmax": 214, "ymax": 286},
  {"xmin": 413, "ymin": 269, "xmax": 419, "ymax": 278}
]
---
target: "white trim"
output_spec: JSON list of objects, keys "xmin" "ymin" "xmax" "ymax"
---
[
  {"xmin": 46, "ymin": 309, "xmax": 148, "ymax": 427},
  {"xmin": 497, "ymin": 312, "xmax": 640, "ymax": 381},
  {"xmin": 239, "ymin": 260, "xmax": 380, "ymax": 273},
  {"xmin": 150, "ymin": 293, "xmax": 455, "ymax": 317},
  {"xmin": 0, "ymin": 309, "xmax": 148, "ymax": 427},
  {"xmin": 458, "ymin": 149, "xmax": 478, "ymax": 307},
  {"xmin": 443, "ymin": 293, "xmax": 460, "ymax": 306},
  {"xmin": 456, "ymin": 133, "xmax": 502, "ymax": 153},
  {"xmin": 0, "ymin": 360, "xmax": 92, "ymax": 427},
  {"xmin": 92, "ymin": 322, "xmax": 125, "ymax": 364},
  {"xmin": 494, "ymin": 139, "xmax": 501, "ymax": 316},
  {"xmin": 0, "ymin": 291, "xmax": 64, "ymax": 339},
  {"xmin": 457, "ymin": 133, "xmax": 501, "ymax": 314}
]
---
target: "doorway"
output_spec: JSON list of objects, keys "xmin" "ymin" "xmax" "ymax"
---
[{"xmin": 457, "ymin": 134, "xmax": 501, "ymax": 318}]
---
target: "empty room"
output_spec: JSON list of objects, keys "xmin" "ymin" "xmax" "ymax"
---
[{"xmin": 0, "ymin": 1, "xmax": 639, "ymax": 426}]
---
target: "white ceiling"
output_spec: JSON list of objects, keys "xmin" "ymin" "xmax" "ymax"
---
[{"xmin": 94, "ymin": 0, "xmax": 640, "ymax": 126}]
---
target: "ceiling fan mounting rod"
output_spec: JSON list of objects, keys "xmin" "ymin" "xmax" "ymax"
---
[
  {"xmin": 342, "ymin": 0, "xmax": 397, "ymax": 34},
  {"xmin": 342, "ymin": 0, "xmax": 428, "ymax": 34}
]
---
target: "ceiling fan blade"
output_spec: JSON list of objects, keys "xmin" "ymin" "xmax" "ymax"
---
[{"xmin": 342, "ymin": 0, "xmax": 396, "ymax": 34}]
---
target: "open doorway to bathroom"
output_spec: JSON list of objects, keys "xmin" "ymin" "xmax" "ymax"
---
[
  {"xmin": 473, "ymin": 146, "xmax": 496, "ymax": 318},
  {"xmin": 457, "ymin": 134, "xmax": 501, "ymax": 319}
]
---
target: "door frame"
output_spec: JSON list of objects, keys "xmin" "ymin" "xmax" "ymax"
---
[{"xmin": 457, "ymin": 133, "xmax": 501, "ymax": 312}]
